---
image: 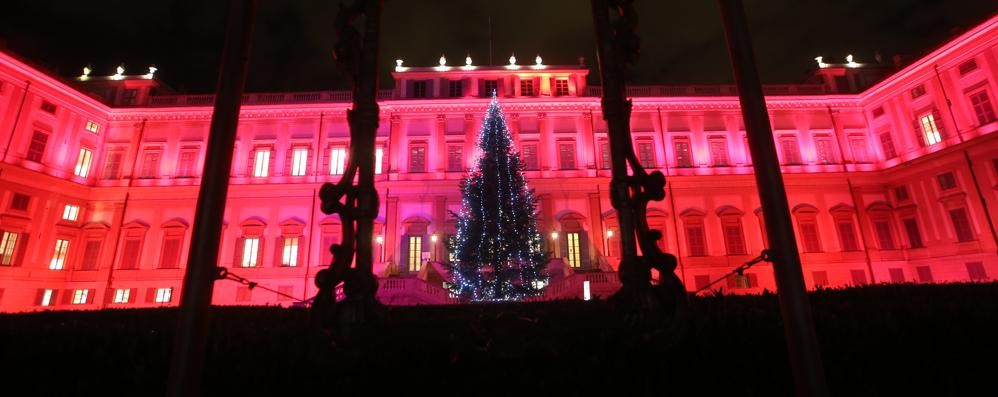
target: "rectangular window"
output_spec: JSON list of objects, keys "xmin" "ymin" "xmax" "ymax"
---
[
  {"xmin": 874, "ymin": 221, "xmax": 896, "ymax": 250},
  {"xmin": 123, "ymin": 89, "xmax": 138, "ymax": 105},
  {"xmin": 177, "ymin": 148, "xmax": 198, "ymax": 178},
  {"xmin": 872, "ymin": 107, "xmax": 885, "ymax": 118},
  {"xmin": 894, "ymin": 186, "xmax": 909, "ymax": 201},
  {"xmin": 903, "ymin": 218, "xmax": 924, "ymax": 248},
  {"xmin": 728, "ymin": 273, "xmax": 758, "ymax": 289},
  {"xmin": 484, "ymin": 80, "xmax": 498, "ymax": 96},
  {"xmin": 252, "ymin": 148, "xmax": 271, "ymax": 177},
  {"xmin": 113, "ymin": 288, "xmax": 131, "ymax": 304},
  {"xmin": 79, "ymin": 240, "xmax": 101, "ymax": 270},
  {"xmin": 74, "ymin": 148, "xmax": 94, "ymax": 177},
  {"xmin": 242, "ymin": 237, "xmax": 261, "ymax": 267},
  {"xmin": 637, "ymin": 141, "xmax": 655, "ymax": 168},
  {"xmin": 686, "ymin": 223, "xmax": 707, "ymax": 257},
  {"xmin": 709, "ymin": 139, "xmax": 729, "ymax": 166},
  {"xmin": 446, "ymin": 145, "xmax": 463, "ymax": 172},
  {"xmin": 958, "ymin": 59, "xmax": 978, "ymax": 75},
  {"xmin": 949, "ymin": 208, "xmax": 975, "ymax": 242},
  {"xmin": 449, "ymin": 80, "xmax": 463, "ymax": 97},
  {"xmin": 412, "ymin": 81, "xmax": 427, "ymax": 98},
  {"xmin": 11, "ymin": 193, "xmax": 30, "ymax": 211},
  {"xmin": 554, "ymin": 79, "xmax": 569, "ymax": 96},
  {"xmin": 85, "ymin": 120, "xmax": 100, "ymax": 133},
  {"xmin": 848, "ymin": 138, "xmax": 868, "ymax": 163},
  {"xmin": 72, "ymin": 289, "xmax": 89, "ymax": 305},
  {"xmin": 159, "ymin": 237, "xmax": 182, "ymax": 269},
  {"xmin": 836, "ymin": 221, "xmax": 859, "ymax": 251},
  {"xmin": 40, "ymin": 100, "xmax": 57, "ymax": 114},
  {"xmin": 723, "ymin": 223, "xmax": 746, "ymax": 255},
  {"xmin": 566, "ymin": 232, "xmax": 581, "ymax": 268},
  {"xmin": 281, "ymin": 237, "xmax": 299, "ymax": 267},
  {"xmin": 329, "ymin": 147, "xmax": 346, "ymax": 175},
  {"xmin": 290, "ymin": 146, "xmax": 309, "ymax": 176},
  {"xmin": 408, "ymin": 236, "xmax": 422, "ymax": 272},
  {"xmin": 522, "ymin": 144, "xmax": 538, "ymax": 170},
  {"xmin": 969, "ymin": 90, "xmax": 997, "ymax": 125},
  {"xmin": 916, "ymin": 266, "xmax": 934, "ymax": 283},
  {"xmin": 910, "ymin": 84, "xmax": 926, "ymax": 99},
  {"xmin": 812, "ymin": 271, "xmax": 829, "ymax": 287},
  {"xmin": 937, "ymin": 172, "xmax": 957, "ymax": 191},
  {"xmin": 103, "ymin": 150, "xmax": 124, "ymax": 180},
  {"xmin": 119, "ymin": 239, "xmax": 141, "ymax": 270},
  {"xmin": 50, "ymin": 239, "xmax": 70, "ymax": 270},
  {"xmin": 558, "ymin": 143, "xmax": 576, "ymax": 169},
  {"xmin": 599, "ymin": 141, "xmax": 610, "ymax": 170},
  {"xmin": 0, "ymin": 232, "xmax": 18, "ymax": 266},
  {"xmin": 814, "ymin": 137, "xmax": 835, "ymax": 164},
  {"xmin": 799, "ymin": 221, "xmax": 821, "ymax": 252},
  {"xmin": 40, "ymin": 289, "xmax": 55, "ymax": 306},
  {"xmin": 62, "ymin": 204, "xmax": 80, "ymax": 221},
  {"xmin": 879, "ymin": 132, "xmax": 897, "ymax": 159},
  {"xmin": 919, "ymin": 113, "xmax": 942, "ymax": 145},
  {"xmin": 780, "ymin": 137, "xmax": 802, "ymax": 165},
  {"xmin": 26, "ymin": 131, "xmax": 48, "ymax": 162},
  {"xmin": 154, "ymin": 287, "xmax": 172, "ymax": 303},
  {"xmin": 888, "ymin": 268, "xmax": 905, "ymax": 283},
  {"xmin": 673, "ymin": 139, "xmax": 692, "ymax": 167},
  {"xmin": 140, "ymin": 150, "xmax": 161, "ymax": 178},
  {"xmin": 409, "ymin": 145, "xmax": 426, "ymax": 172},
  {"xmin": 966, "ymin": 262, "xmax": 987, "ymax": 281},
  {"xmin": 850, "ymin": 269, "xmax": 868, "ymax": 285},
  {"xmin": 517, "ymin": 79, "xmax": 533, "ymax": 96}
]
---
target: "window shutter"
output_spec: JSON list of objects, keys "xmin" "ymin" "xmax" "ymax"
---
[
  {"xmin": 86, "ymin": 289, "xmax": 96, "ymax": 304},
  {"xmin": 298, "ymin": 236, "xmax": 307, "ymax": 267},
  {"xmin": 275, "ymin": 237, "xmax": 285, "ymax": 267},
  {"xmin": 13, "ymin": 232, "xmax": 29, "ymax": 266},
  {"xmin": 145, "ymin": 287, "xmax": 156, "ymax": 303},
  {"xmin": 160, "ymin": 238, "xmax": 181, "ymax": 269},
  {"xmin": 233, "ymin": 237, "xmax": 245, "ymax": 267},
  {"xmin": 932, "ymin": 108, "xmax": 946, "ymax": 139},
  {"xmin": 257, "ymin": 237, "xmax": 266, "ymax": 267},
  {"xmin": 913, "ymin": 119, "xmax": 925, "ymax": 147},
  {"xmin": 103, "ymin": 288, "xmax": 115, "ymax": 305},
  {"xmin": 35, "ymin": 289, "xmax": 45, "ymax": 305},
  {"xmin": 247, "ymin": 149, "xmax": 255, "ymax": 176},
  {"xmin": 120, "ymin": 239, "xmax": 141, "ymax": 270},
  {"xmin": 322, "ymin": 146, "xmax": 331, "ymax": 175},
  {"xmin": 268, "ymin": 148, "xmax": 276, "ymax": 177},
  {"xmin": 578, "ymin": 232, "xmax": 590, "ymax": 269},
  {"xmin": 284, "ymin": 148, "xmax": 293, "ymax": 176},
  {"xmin": 129, "ymin": 288, "xmax": 138, "ymax": 303},
  {"xmin": 80, "ymin": 240, "xmax": 101, "ymax": 270},
  {"xmin": 61, "ymin": 289, "xmax": 74, "ymax": 305}
]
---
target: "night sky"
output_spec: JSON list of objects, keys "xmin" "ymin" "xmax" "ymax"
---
[{"xmin": 0, "ymin": 0, "xmax": 995, "ymax": 93}]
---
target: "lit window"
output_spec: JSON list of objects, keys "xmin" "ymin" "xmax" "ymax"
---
[
  {"xmin": 728, "ymin": 273, "xmax": 758, "ymax": 289},
  {"xmin": 291, "ymin": 147, "xmax": 309, "ymax": 176},
  {"xmin": 375, "ymin": 147, "xmax": 384, "ymax": 174},
  {"xmin": 241, "ymin": 237, "xmax": 260, "ymax": 268},
  {"xmin": 409, "ymin": 145, "xmax": 426, "ymax": 173},
  {"xmin": 253, "ymin": 149, "xmax": 271, "ymax": 177},
  {"xmin": 329, "ymin": 147, "xmax": 346, "ymax": 175},
  {"xmin": 155, "ymin": 287, "xmax": 173, "ymax": 303},
  {"xmin": 520, "ymin": 80, "xmax": 534, "ymax": 96},
  {"xmin": 566, "ymin": 232, "xmax": 581, "ymax": 268},
  {"xmin": 40, "ymin": 289, "xmax": 55, "ymax": 306},
  {"xmin": 919, "ymin": 113, "xmax": 942, "ymax": 145},
  {"xmin": 408, "ymin": 236, "xmax": 422, "ymax": 272},
  {"xmin": 0, "ymin": 231, "xmax": 18, "ymax": 266},
  {"xmin": 72, "ymin": 289, "xmax": 89, "ymax": 305},
  {"xmin": 558, "ymin": 143, "xmax": 576, "ymax": 169},
  {"xmin": 85, "ymin": 120, "xmax": 100, "ymax": 133},
  {"xmin": 62, "ymin": 204, "xmax": 80, "ymax": 221},
  {"xmin": 50, "ymin": 239, "xmax": 70, "ymax": 270},
  {"xmin": 73, "ymin": 148, "xmax": 94, "ymax": 177},
  {"xmin": 969, "ymin": 90, "xmax": 996, "ymax": 125},
  {"xmin": 113, "ymin": 288, "xmax": 131, "ymax": 304},
  {"xmin": 26, "ymin": 131, "xmax": 48, "ymax": 162},
  {"xmin": 554, "ymin": 79, "xmax": 569, "ymax": 96},
  {"xmin": 281, "ymin": 237, "xmax": 299, "ymax": 267}
]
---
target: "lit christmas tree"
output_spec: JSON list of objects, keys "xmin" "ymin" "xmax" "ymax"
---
[{"xmin": 447, "ymin": 94, "xmax": 549, "ymax": 301}]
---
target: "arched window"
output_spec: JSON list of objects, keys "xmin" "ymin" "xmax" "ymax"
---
[
  {"xmin": 277, "ymin": 218, "xmax": 305, "ymax": 267},
  {"xmin": 234, "ymin": 218, "xmax": 266, "ymax": 268},
  {"xmin": 792, "ymin": 204, "xmax": 822, "ymax": 253},
  {"xmin": 681, "ymin": 208, "xmax": 707, "ymax": 257},
  {"xmin": 716, "ymin": 206, "xmax": 746, "ymax": 255},
  {"xmin": 829, "ymin": 204, "xmax": 860, "ymax": 252},
  {"xmin": 158, "ymin": 219, "xmax": 188, "ymax": 269},
  {"xmin": 866, "ymin": 202, "xmax": 897, "ymax": 250},
  {"xmin": 118, "ymin": 221, "xmax": 149, "ymax": 270}
]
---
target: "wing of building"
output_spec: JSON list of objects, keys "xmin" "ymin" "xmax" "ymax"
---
[{"xmin": 1, "ymin": 16, "xmax": 997, "ymax": 311}]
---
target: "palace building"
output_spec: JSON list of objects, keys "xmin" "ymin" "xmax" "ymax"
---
[{"xmin": 1, "ymin": 16, "xmax": 997, "ymax": 311}]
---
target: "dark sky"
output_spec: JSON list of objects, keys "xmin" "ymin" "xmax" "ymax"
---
[{"xmin": 1, "ymin": 0, "xmax": 995, "ymax": 93}]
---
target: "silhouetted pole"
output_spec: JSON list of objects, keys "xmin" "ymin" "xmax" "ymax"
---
[
  {"xmin": 717, "ymin": 1, "xmax": 829, "ymax": 396},
  {"xmin": 166, "ymin": 1, "xmax": 256, "ymax": 396}
]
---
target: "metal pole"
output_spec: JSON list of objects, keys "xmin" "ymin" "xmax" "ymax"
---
[
  {"xmin": 352, "ymin": 0, "xmax": 382, "ymax": 279},
  {"xmin": 717, "ymin": 0, "xmax": 829, "ymax": 395},
  {"xmin": 166, "ymin": 1, "xmax": 256, "ymax": 395}
]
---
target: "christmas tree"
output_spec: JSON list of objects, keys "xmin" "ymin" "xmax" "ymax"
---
[{"xmin": 447, "ymin": 94, "xmax": 549, "ymax": 301}]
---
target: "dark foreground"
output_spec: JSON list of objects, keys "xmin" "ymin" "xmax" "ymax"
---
[{"xmin": 2, "ymin": 282, "xmax": 996, "ymax": 396}]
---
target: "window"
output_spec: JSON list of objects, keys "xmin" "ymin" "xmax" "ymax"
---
[
  {"xmin": 637, "ymin": 141, "xmax": 655, "ymax": 168},
  {"xmin": 558, "ymin": 142, "xmax": 576, "ymax": 169},
  {"xmin": 958, "ymin": 59, "xmax": 978, "ymax": 75},
  {"xmin": 888, "ymin": 268, "xmax": 905, "ymax": 283},
  {"xmin": 902, "ymin": 218, "xmax": 924, "ymax": 248},
  {"xmin": 140, "ymin": 150, "xmax": 161, "ymax": 178},
  {"xmin": 79, "ymin": 240, "xmax": 101, "ymax": 270},
  {"xmin": 0, "ymin": 232, "xmax": 18, "ymax": 266},
  {"xmin": 812, "ymin": 271, "xmax": 829, "ymax": 287},
  {"xmin": 154, "ymin": 287, "xmax": 172, "ymax": 303},
  {"xmin": 969, "ymin": 90, "xmax": 996, "ymax": 125},
  {"xmin": 74, "ymin": 148, "xmax": 94, "ymax": 177},
  {"xmin": 522, "ymin": 144, "xmax": 538, "ymax": 170},
  {"xmin": 411, "ymin": 80, "xmax": 427, "ymax": 98},
  {"xmin": 798, "ymin": 221, "xmax": 821, "ymax": 252},
  {"xmin": 39, "ymin": 289, "xmax": 55, "ymax": 306},
  {"xmin": 85, "ymin": 120, "xmax": 100, "ymax": 133},
  {"xmin": 694, "ymin": 275, "xmax": 711, "ymax": 291},
  {"xmin": 447, "ymin": 145, "xmax": 463, "ymax": 172},
  {"xmin": 873, "ymin": 221, "xmax": 896, "ymax": 250},
  {"xmin": 408, "ymin": 236, "xmax": 422, "ymax": 272},
  {"xmin": 113, "ymin": 288, "xmax": 131, "ymax": 304},
  {"xmin": 329, "ymin": 147, "xmax": 346, "ymax": 175},
  {"xmin": 872, "ymin": 107, "xmax": 885, "ymax": 118},
  {"xmin": 894, "ymin": 186, "xmax": 909, "ymax": 202},
  {"xmin": 727, "ymin": 273, "xmax": 758, "ymax": 289},
  {"xmin": 685, "ymin": 222, "xmax": 707, "ymax": 257},
  {"xmin": 916, "ymin": 266, "xmax": 934, "ymax": 283},
  {"xmin": 123, "ymin": 89, "xmax": 138, "ymax": 105},
  {"xmin": 484, "ymin": 80, "xmax": 498, "ymax": 96},
  {"xmin": 290, "ymin": 146, "xmax": 309, "ymax": 176},
  {"xmin": 814, "ymin": 137, "xmax": 835, "ymax": 164},
  {"xmin": 409, "ymin": 144, "xmax": 426, "ymax": 172},
  {"xmin": 177, "ymin": 147, "xmax": 198, "ymax": 178},
  {"xmin": 252, "ymin": 148, "xmax": 271, "ymax": 177},
  {"xmin": 240, "ymin": 237, "xmax": 261, "ymax": 267},
  {"xmin": 26, "ymin": 131, "xmax": 48, "ymax": 162},
  {"xmin": 449, "ymin": 80, "xmax": 463, "ymax": 97},
  {"xmin": 50, "ymin": 239, "xmax": 70, "ymax": 270},
  {"xmin": 565, "ymin": 232, "xmax": 582, "ymax": 268},
  {"xmin": 520, "ymin": 79, "xmax": 534, "ymax": 96},
  {"xmin": 62, "ymin": 204, "xmax": 80, "ymax": 221},
  {"xmin": 599, "ymin": 141, "xmax": 610, "ymax": 170},
  {"xmin": 836, "ymin": 220, "xmax": 859, "ymax": 251},
  {"xmin": 966, "ymin": 262, "xmax": 987, "ymax": 281},
  {"xmin": 879, "ymin": 132, "xmax": 897, "ymax": 159},
  {"xmin": 910, "ymin": 84, "xmax": 926, "ymax": 99},
  {"xmin": 779, "ymin": 136, "xmax": 802, "ymax": 165},
  {"xmin": 72, "ymin": 289, "xmax": 89, "ymax": 305},
  {"xmin": 554, "ymin": 79, "xmax": 569, "ymax": 96},
  {"xmin": 937, "ymin": 172, "xmax": 957, "ymax": 191},
  {"xmin": 918, "ymin": 112, "xmax": 942, "ymax": 145},
  {"xmin": 375, "ymin": 147, "xmax": 384, "ymax": 175},
  {"xmin": 709, "ymin": 138, "xmax": 729, "ymax": 166},
  {"xmin": 673, "ymin": 138, "xmax": 692, "ymax": 167},
  {"xmin": 949, "ymin": 208, "xmax": 975, "ymax": 242},
  {"xmin": 119, "ymin": 239, "xmax": 142, "ymax": 270},
  {"xmin": 281, "ymin": 237, "xmax": 299, "ymax": 267},
  {"xmin": 10, "ymin": 193, "xmax": 30, "ymax": 211},
  {"xmin": 722, "ymin": 221, "xmax": 746, "ymax": 255},
  {"xmin": 850, "ymin": 269, "xmax": 868, "ymax": 285},
  {"xmin": 103, "ymin": 149, "xmax": 125, "ymax": 179},
  {"xmin": 40, "ymin": 100, "xmax": 57, "ymax": 114},
  {"xmin": 159, "ymin": 236, "xmax": 183, "ymax": 269}
]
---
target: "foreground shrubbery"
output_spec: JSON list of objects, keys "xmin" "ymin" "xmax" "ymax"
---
[{"xmin": 1, "ymin": 282, "xmax": 996, "ymax": 395}]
